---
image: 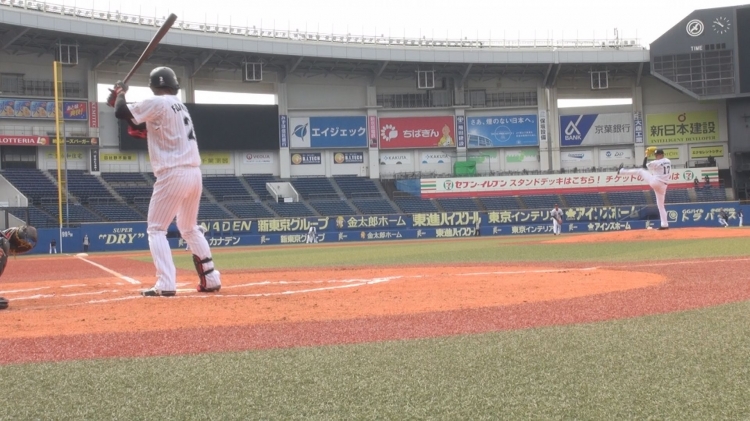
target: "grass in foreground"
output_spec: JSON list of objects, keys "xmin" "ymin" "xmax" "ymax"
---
[{"xmin": 2, "ymin": 301, "xmax": 749, "ymax": 419}]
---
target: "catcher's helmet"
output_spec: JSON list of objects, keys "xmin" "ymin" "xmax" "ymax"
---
[{"xmin": 149, "ymin": 67, "xmax": 179, "ymax": 90}]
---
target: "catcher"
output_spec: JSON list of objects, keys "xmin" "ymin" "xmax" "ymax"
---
[
  {"xmin": 550, "ymin": 204, "xmax": 564, "ymax": 236},
  {"xmin": 0, "ymin": 225, "xmax": 38, "ymax": 310}
]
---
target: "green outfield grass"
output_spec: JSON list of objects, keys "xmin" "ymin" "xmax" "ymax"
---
[{"xmin": 4, "ymin": 234, "xmax": 750, "ymax": 419}]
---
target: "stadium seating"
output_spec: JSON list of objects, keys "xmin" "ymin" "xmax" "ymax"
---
[
  {"xmin": 202, "ymin": 176, "xmax": 252, "ymax": 202},
  {"xmin": 664, "ymin": 188, "xmax": 691, "ymax": 204},
  {"xmin": 519, "ymin": 194, "xmax": 560, "ymax": 210},
  {"xmin": 1, "ymin": 168, "xmax": 60, "ymax": 204},
  {"xmin": 223, "ymin": 201, "xmax": 275, "ymax": 219},
  {"xmin": 243, "ymin": 174, "xmax": 277, "ymax": 200},
  {"xmin": 436, "ymin": 198, "xmax": 481, "ymax": 212},
  {"xmin": 290, "ymin": 177, "xmax": 339, "ymax": 199},
  {"xmin": 352, "ymin": 198, "xmax": 398, "ymax": 215},
  {"xmin": 266, "ymin": 201, "xmax": 316, "ymax": 217},
  {"xmin": 41, "ymin": 203, "xmax": 103, "ymax": 224},
  {"xmin": 90, "ymin": 203, "xmax": 145, "ymax": 222},
  {"xmin": 478, "ymin": 196, "xmax": 523, "ymax": 211},
  {"xmin": 308, "ymin": 199, "xmax": 358, "ymax": 216},
  {"xmin": 197, "ymin": 201, "xmax": 234, "ymax": 220},
  {"xmin": 333, "ymin": 176, "xmax": 382, "ymax": 198},
  {"xmin": 562, "ymin": 193, "xmax": 605, "ymax": 207},
  {"xmin": 102, "ymin": 172, "xmax": 154, "ymax": 203},
  {"xmin": 54, "ymin": 170, "xmax": 115, "ymax": 203},
  {"xmin": 695, "ymin": 187, "xmax": 727, "ymax": 202},
  {"xmin": 606, "ymin": 191, "xmax": 649, "ymax": 206},
  {"xmin": 393, "ymin": 197, "xmax": 439, "ymax": 213}
]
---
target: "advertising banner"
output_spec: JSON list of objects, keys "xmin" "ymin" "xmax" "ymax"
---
[
  {"xmin": 89, "ymin": 102, "xmax": 99, "ymax": 128},
  {"xmin": 0, "ymin": 98, "xmax": 87, "ymax": 120},
  {"xmin": 646, "ymin": 111, "xmax": 719, "ymax": 144},
  {"xmin": 690, "ymin": 145, "xmax": 724, "ymax": 159},
  {"xmin": 634, "ymin": 111, "xmax": 644, "ymax": 144},
  {"xmin": 0, "ymin": 135, "xmax": 49, "ymax": 146},
  {"xmin": 90, "ymin": 148, "xmax": 100, "ymax": 172},
  {"xmin": 379, "ymin": 116, "xmax": 455, "ymax": 149},
  {"xmin": 200, "ymin": 152, "xmax": 231, "ymax": 165},
  {"xmin": 560, "ymin": 150, "xmax": 594, "ymax": 162},
  {"xmin": 291, "ymin": 152, "xmax": 322, "ymax": 165},
  {"xmin": 289, "ymin": 116, "xmax": 368, "ymax": 148},
  {"xmin": 420, "ymin": 151, "xmax": 453, "ymax": 164},
  {"xmin": 333, "ymin": 151, "xmax": 364, "ymax": 164},
  {"xmin": 456, "ymin": 115, "xmax": 466, "ymax": 148},
  {"xmin": 559, "ymin": 113, "xmax": 632, "ymax": 147},
  {"xmin": 379, "ymin": 152, "xmax": 412, "ymax": 165},
  {"xmin": 539, "ymin": 110, "xmax": 548, "ymax": 145},
  {"xmin": 420, "ymin": 167, "xmax": 718, "ymax": 197},
  {"xmin": 599, "ymin": 148, "xmax": 634, "ymax": 161},
  {"xmin": 101, "ymin": 152, "xmax": 138, "ymax": 162},
  {"xmin": 243, "ymin": 152, "xmax": 274, "ymax": 164},
  {"xmin": 279, "ymin": 115, "xmax": 289, "ymax": 148},
  {"xmin": 50, "ymin": 137, "xmax": 99, "ymax": 147},
  {"xmin": 368, "ymin": 115, "xmax": 378, "ymax": 148},
  {"xmin": 466, "ymin": 115, "xmax": 538, "ymax": 148},
  {"xmin": 45, "ymin": 151, "xmax": 86, "ymax": 160},
  {"xmin": 647, "ymin": 148, "xmax": 680, "ymax": 160},
  {"xmin": 504, "ymin": 149, "xmax": 538, "ymax": 163},
  {"xmin": 468, "ymin": 150, "xmax": 500, "ymax": 165}
]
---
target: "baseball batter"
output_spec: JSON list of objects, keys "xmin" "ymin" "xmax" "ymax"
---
[
  {"xmin": 550, "ymin": 204, "xmax": 563, "ymax": 235},
  {"xmin": 112, "ymin": 67, "xmax": 221, "ymax": 297},
  {"xmin": 186, "ymin": 224, "xmax": 208, "ymax": 250},
  {"xmin": 618, "ymin": 147, "xmax": 671, "ymax": 230}
]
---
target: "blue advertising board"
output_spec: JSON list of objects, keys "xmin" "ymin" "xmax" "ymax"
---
[
  {"xmin": 466, "ymin": 115, "xmax": 538, "ymax": 148},
  {"xmin": 289, "ymin": 116, "xmax": 368, "ymax": 148}
]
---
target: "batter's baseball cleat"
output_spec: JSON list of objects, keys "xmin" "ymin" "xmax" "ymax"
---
[
  {"xmin": 197, "ymin": 284, "xmax": 221, "ymax": 293},
  {"xmin": 657, "ymin": 227, "xmax": 669, "ymax": 230},
  {"xmin": 141, "ymin": 287, "xmax": 176, "ymax": 297}
]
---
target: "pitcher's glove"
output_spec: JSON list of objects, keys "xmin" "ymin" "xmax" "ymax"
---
[
  {"xmin": 106, "ymin": 81, "xmax": 128, "ymax": 108},
  {"xmin": 3, "ymin": 225, "xmax": 38, "ymax": 255}
]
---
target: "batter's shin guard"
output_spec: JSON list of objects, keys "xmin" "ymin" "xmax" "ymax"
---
[{"xmin": 193, "ymin": 254, "xmax": 219, "ymax": 292}]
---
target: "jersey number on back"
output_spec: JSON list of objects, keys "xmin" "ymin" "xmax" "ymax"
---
[
  {"xmin": 662, "ymin": 164, "xmax": 671, "ymax": 175},
  {"xmin": 183, "ymin": 116, "xmax": 196, "ymax": 141}
]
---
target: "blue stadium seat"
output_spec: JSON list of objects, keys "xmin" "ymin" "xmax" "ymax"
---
[
  {"xmin": 695, "ymin": 187, "xmax": 727, "ymax": 202},
  {"xmin": 41, "ymin": 203, "xmax": 103, "ymax": 224},
  {"xmin": 309, "ymin": 199, "xmax": 357, "ymax": 216},
  {"xmin": 519, "ymin": 195, "xmax": 560, "ymax": 210},
  {"xmin": 197, "ymin": 202, "xmax": 233, "ymax": 220},
  {"xmin": 243, "ymin": 174, "xmax": 277, "ymax": 200},
  {"xmin": 202, "ymin": 176, "xmax": 252, "ymax": 202},
  {"xmin": 289, "ymin": 177, "xmax": 338, "ymax": 200},
  {"xmin": 223, "ymin": 201, "xmax": 275, "ymax": 218},
  {"xmin": 478, "ymin": 196, "xmax": 523, "ymax": 211},
  {"xmin": 607, "ymin": 191, "xmax": 649, "ymax": 206},
  {"xmin": 1, "ymin": 168, "xmax": 61, "ymax": 204},
  {"xmin": 54, "ymin": 170, "xmax": 115, "ymax": 203},
  {"xmin": 393, "ymin": 197, "xmax": 439, "ymax": 213},
  {"xmin": 90, "ymin": 203, "xmax": 145, "ymax": 222},
  {"xmin": 352, "ymin": 198, "xmax": 398, "ymax": 215},
  {"xmin": 562, "ymin": 193, "xmax": 605, "ymax": 207},
  {"xmin": 436, "ymin": 198, "xmax": 481, "ymax": 212},
  {"xmin": 333, "ymin": 176, "xmax": 382, "ymax": 198},
  {"xmin": 266, "ymin": 201, "xmax": 316, "ymax": 217}
]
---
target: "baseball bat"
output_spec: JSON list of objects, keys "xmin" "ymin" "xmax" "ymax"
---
[{"xmin": 122, "ymin": 13, "xmax": 178, "ymax": 84}]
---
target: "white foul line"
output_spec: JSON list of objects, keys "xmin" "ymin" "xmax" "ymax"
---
[{"xmin": 75, "ymin": 256, "xmax": 141, "ymax": 285}]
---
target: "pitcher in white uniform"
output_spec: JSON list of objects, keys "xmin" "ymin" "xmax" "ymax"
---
[
  {"xmin": 550, "ymin": 204, "xmax": 563, "ymax": 235},
  {"xmin": 111, "ymin": 67, "xmax": 222, "ymax": 296},
  {"xmin": 618, "ymin": 147, "xmax": 671, "ymax": 230}
]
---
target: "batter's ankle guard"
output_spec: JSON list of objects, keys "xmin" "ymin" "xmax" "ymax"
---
[{"xmin": 192, "ymin": 254, "xmax": 215, "ymax": 291}]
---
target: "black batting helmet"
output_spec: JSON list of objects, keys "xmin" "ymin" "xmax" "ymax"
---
[{"xmin": 149, "ymin": 67, "xmax": 179, "ymax": 90}]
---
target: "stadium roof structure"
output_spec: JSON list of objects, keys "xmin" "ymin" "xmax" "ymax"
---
[{"xmin": 0, "ymin": 0, "xmax": 649, "ymax": 84}]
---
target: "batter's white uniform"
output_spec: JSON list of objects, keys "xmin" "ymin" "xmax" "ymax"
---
[
  {"xmin": 619, "ymin": 157, "xmax": 671, "ymax": 228},
  {"xmin": 306, "ymin": 226, "xmax": 318, "ymax": 243},
  {"xmin": 129, "ymin": 95, "xmax": 221, "ymax": 292},
  {"xmin": 550, "ymin": 207, "xmax": 563, "ymax": 235},
  {"xmin": 186, "ymin": 225, "xmax": 208, "ymax": 250}
]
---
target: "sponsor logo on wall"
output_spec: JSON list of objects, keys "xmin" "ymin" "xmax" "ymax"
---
[
  {"xmin": 291, "ymin": 152, "xmax": 322, "ymax": 165},
  {"xmin": 333, "ymin": 152, "xmax": 364, "ymax": 164},
  {"xmin": 379, "ymin": 116, "xmax": 455, "ymax": 149},
  {"xmin": 379, "ymin": 152, "xmax": 412, "ymax": 165},
  {"xmin": 467, "ymin": 115, "xmax": 539, "ymax": 148},
  {"xmin": 599, "ymin": 149, "xmax": 634, "ymax": 161},
  {"xmin": 421, "ymin": 151, "xmax": 452, "ymax": 164},
  {"xmin": 289, "ymin": 116, "xmax": 368, "ymax": 148},
  {"xmin": 244, "ymin": 153, "xmax": 274, "ymax": 164},
  {"xmin": 505, "ymin": 149, "xmax": 538, "ymax": 163},
  {"xmin": 646, "ymin": 111, "xmax": 719, "ymax": 144},
  {"xmin": 561, "ymin": 150, "xmax": 593, "ymax": 162},
  {"xmin": 559, "ymin": 113, "xmax": 632, "ymax": 147}
]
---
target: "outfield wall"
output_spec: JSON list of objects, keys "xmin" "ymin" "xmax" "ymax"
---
[{"xmin": 31, "ymin": 202, "xmax": 746, "ymax": 255}]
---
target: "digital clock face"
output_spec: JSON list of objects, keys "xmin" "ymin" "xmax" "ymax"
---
[{"xmin": 713, "ymin": 16, "xmax": 731, "ymax": 34}]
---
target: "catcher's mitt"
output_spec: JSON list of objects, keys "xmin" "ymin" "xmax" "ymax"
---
[{"xmin": 3, "ymin": 225, "xmax": 38, "ymax": 255}]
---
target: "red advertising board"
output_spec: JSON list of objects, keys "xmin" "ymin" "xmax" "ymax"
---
[
  {"xmin": 379, "ymin": 116, "xmax": 456, "ymax": 149},
  {"xmin": 89, "ymin": 102, "xmax": 99, "ymax": 128},
  {"xmin": 0, "ymin": 135, "xmax": 49, "ymax": 146}
]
